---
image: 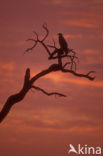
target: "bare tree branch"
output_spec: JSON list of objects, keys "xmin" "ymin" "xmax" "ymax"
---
[
  {"xmin": 0, "ymin": 68, "xmax": 31, "ymax": 123},
  {"xmin": 25, "ymin": 42, "xmax": 38, "ymax": 53},
  {"xmin": 0, "ymin": 64, "xmax": 61, "ymax": 123},
  {"xmin": 32, "ymin": 85, "xmax": 66, "ymax": 97},
  {"xmin": 0, "ymin": 62, "xmax": 95, "ymax": 123},
  {"xmin": 42, "ymin": 23, "xmax": 49, "ymax": 41},
  {"xmin": 61, "ymin": 68, "xmax": 95, "ymax": 80},
  {"xmin": 0, "ymin": 25, "xmax": 96, "ymax": 123},
  {"xmin": 25, "ymin": 23, "xmax": 51, "ymax": 56}
]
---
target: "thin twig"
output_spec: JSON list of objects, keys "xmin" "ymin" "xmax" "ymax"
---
[
  {"xmin": 32, "ymin": 85, "xmax": 66, "ymax": 97},
  {"xmin": 61, "ymin": 68, "xmax": 95, "ymax": 80}
]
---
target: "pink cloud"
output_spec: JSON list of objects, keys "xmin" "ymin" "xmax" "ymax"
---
[
  {"xmin": 3, "ymin": 109, "xmax": 103, "ymax": 135},
  {"xmin": 100, "ymin": 35, "xmax": 103, "ymax": 39},
  {"xmin": 62, "ymin": 19, "xmax": 98, "ymax": 28},
  {"xmin": 86, "ymin": 56, "xmax": 103, "ymax": 64},
  {"xmin": 64, "ymin": 34, "xmax": 83, "ymax": 39},
  {"xmin": 44, "ymin": 73, "xmax": 103, "ymax": 87},
  {"xmin": 0, "ymin": 62, "xmax": 15, "ymax": 71},
  {"xmin": 83, "ymin": 49, "xmax": 101, "ymax": 55}
]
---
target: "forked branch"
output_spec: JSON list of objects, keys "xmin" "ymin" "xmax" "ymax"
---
[
  {"xmin": 32, "ymin": 85, "xmax": 66, "ymax": 97},
  {"xmin": 61, "ymin": 68, "xmax": 95, "ymax": 80},
  {"xmin": 25, "ymin": 24, "xmax": 51, "ymax": 56},
  {"xmin": 42, "ymin": 23, "xmax": 49, "ymax": 41},
  {"xmin": 0, "ymin": 25, "xmax": 96, "ymax": 123},
  {"xmin": 0, "ymin": 64, "xmax": 64, "ymax": 123}
]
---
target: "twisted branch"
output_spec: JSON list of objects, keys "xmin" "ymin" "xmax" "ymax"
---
[
  {"xmin": 0, "ymin": 64, "xmax": 63, "ymax": 123},
  {"xmin": 42, "ymin": 23, "xmax": 49, "ymax": 41},
  {"xmin": 61, "ymin": 68, "xmax": 95, "ymax": 80},
  {"xmin": 0, "ymin": 25, "xmax": 96, "ymax": 123},
  {"xmin": 0, "ymin": 61, "xmax": 95, "ymax": 123},
  {"xmin": 32, "ymin": 85, "xmax": 66, "ymax": 97},
  {"xmin": 25, "ymin": 24, "xmax": 51, "ymax": 56}
]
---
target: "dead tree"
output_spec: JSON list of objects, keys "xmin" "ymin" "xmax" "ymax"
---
[{"xmin": 0, "ymin": 24, "xmax": 95, "ymax": 123}]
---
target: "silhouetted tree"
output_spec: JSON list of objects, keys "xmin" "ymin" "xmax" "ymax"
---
[{"xmin": 0, "ymin": 24, "xmax": 95, "ymax": 123}]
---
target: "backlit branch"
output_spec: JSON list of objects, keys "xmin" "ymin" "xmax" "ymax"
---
[
  {"xmin": 25, "ymin": 24, "xmax": 51, "ymax": 56},
  {"xmin": 0, "ymin": 24, "xmax": 96, "ymax": 123},
  {"xmin": 61, "ymin": 68, "xmax": 95, "ymax": 80},
  {"xmin": 42, "ymin": 23, "xmax": 49, "ymax": 41},
  {"xmin": 32, "ymin": 85, "xmax": 66, "ymax": 97}
]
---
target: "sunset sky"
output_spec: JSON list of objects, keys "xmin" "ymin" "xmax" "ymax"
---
[{"xmin": 0, "ymin": 0, "xmax": 103, "ymax": 156}]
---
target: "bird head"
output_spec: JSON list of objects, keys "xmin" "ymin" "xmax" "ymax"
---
[{"xmin": 58, "ymin": 33, "xmax": 63, "ymax": 36}]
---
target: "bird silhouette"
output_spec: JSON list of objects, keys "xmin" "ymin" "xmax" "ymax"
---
[
  {"xmin": 68, "ymin": 144, "xmax": 78, "ymax": 154},
  {"xmin": 58, "ymin": 33, "xmax": 68, "ymax": 55}
]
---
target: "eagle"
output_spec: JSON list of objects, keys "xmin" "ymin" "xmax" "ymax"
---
[{"xmin": 58, "ymin": 33, "xmax": 68, "ymax": 55}]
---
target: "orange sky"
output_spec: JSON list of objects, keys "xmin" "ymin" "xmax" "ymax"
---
[{"xmin": 0, "ymin": 0, "xmax": 103, "ymax": 156}]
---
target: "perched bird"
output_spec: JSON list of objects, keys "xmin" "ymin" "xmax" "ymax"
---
[{"xmin": 58, "ymin": 33, "xmax": 68, "ymax": 55}]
